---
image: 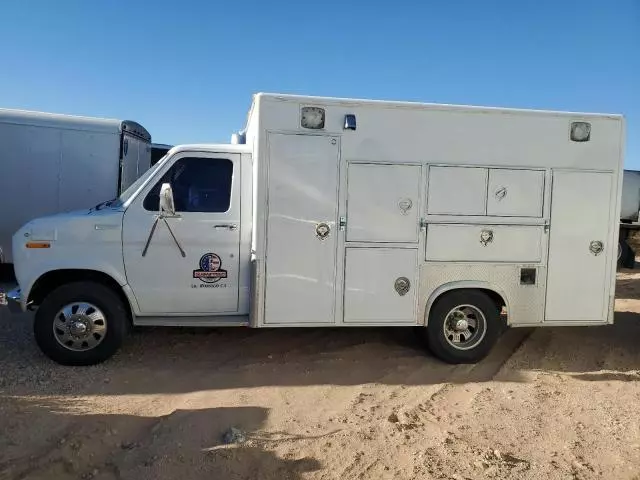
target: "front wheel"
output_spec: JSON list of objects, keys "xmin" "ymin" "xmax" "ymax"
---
[
  {"xmin": 423, "ymin": 290, "xmax": 502, "ymax": 364},
  {"xmin": 34, "ymin": 281, "xmax": 128, "ymax": 366}
]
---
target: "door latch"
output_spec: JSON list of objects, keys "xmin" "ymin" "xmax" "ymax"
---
[
  {"xmin": 315, "ymin": 222, "xmax": 331, "ymax": 239},
  {"xmin": 214, "ymin": 224, "xmax": 238, "ymax": 231},
  {"xmin": 339, "ymin": 216, "xmax": 347, "ymax": 231},
  {"xmin": 589, "ymin": 240, "xmax": 604, "ymax": 255},
  {"xmin": 494, "ymin": 186, "xmax": 508, "ymax": 200}
]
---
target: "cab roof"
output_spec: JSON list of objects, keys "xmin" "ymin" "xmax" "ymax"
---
[{"xmin": 168, "ymin": 143, "xmax": 251, "ymax": 155}]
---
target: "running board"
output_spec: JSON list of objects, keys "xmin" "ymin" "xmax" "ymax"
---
[{"xmin": 132, "ymin": 315, "xmax": 250, "ymax": 327}]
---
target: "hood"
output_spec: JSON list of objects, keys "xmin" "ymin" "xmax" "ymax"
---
[{"xmin": 18, "ymin": 207, "xmax": 124, "ymax": 242}]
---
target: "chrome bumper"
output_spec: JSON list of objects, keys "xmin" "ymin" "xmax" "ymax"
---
[{"xmin": 0, "ymin": 287, "xmax": 24, "ymax": 314}]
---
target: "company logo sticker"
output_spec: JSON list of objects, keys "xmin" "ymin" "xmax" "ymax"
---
[{"xmin": 193, "ymin": 253, "xmax": 228, "ymax": 284}]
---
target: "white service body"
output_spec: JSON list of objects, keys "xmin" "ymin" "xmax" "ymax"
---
[
  {"xmin": 0, "ymin": 108, "xmax": 151, "ymax": 263},
  {"xmin": 10, "ymin": 94, "xmax": 625, "ymax": 336}
]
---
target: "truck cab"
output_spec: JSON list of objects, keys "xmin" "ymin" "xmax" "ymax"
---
[{"xmin": 6, "ymin": 144, "xmax": 252, "ymax": 365}]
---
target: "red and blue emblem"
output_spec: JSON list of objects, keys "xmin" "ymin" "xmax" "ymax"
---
[{"xmin": 193, "ymin": 253, "xmax": 228, "ymax": 284}]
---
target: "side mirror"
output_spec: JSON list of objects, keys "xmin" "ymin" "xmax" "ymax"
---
[{"xmin": 159, "ymin": 183, "xmax": 176, "ymax": 216}]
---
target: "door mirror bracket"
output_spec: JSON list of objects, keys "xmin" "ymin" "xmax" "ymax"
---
[{"xmin": 142, "ymin": 182, "xmax": 186, "ymax": 258}]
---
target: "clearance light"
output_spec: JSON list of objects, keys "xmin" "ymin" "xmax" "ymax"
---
[
  {"xmin": 570, "ymin": 121, "xmax": 591, "ymax": 142},
  {"xmin": 300, "ymin": 106, "xmax": 325, "ymax": 129},
  {"xmin": 26, "ymin": 242, "xmax": 50, "ymax": 249}
]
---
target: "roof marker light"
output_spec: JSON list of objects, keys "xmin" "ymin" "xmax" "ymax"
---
[{"xmin": 570, "ymin": 121, "xmax": 591, "ymax": 142}]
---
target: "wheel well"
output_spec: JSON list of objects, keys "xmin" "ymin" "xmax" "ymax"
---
[
  {"xmin": 28, "ymin": 270, "xmax": 132, "ymax": 319},
  {"xmin": 430, "ymin": 287, "xmax": 507, "ymax": 317},
  {"xmin": 480, "ymin": 289, "xmax": 507, "ymax": 313}
]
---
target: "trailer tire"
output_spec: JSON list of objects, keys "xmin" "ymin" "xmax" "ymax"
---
[
  {"xmin": 424, "ymin": 290, "xmax": 501, "ymax": 364},
  {"xmin": 619, "ymin": 239, "xmax": 635, "ymax": 269},
  {"xmin": 34, "ymin": 281, "xmax": 128, "ymax": 366}
]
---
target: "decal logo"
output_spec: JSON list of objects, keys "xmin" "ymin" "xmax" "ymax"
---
[{"xmin": 193, "ymin": 253, "xmax": 228, "ymax": 284}]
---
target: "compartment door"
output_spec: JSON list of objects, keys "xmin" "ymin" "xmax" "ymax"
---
[
  {"xmin": 545, "ymin": 171, "xmax": 613, "ymax": 322},
  {"xmin": 347, "ymin": 164, "xmax": 421, "ymax": 242},
  {"xmin": 264, "ymin": 134, "xmax": 340, "ymax": 324},
  {"xmin": 427, "ymin": 166, "xmax": 488, "ymax": 215},
  {"xmin": 487, "ymin": 169, "xmax": 544, "ymax": 217},
  {"xmin": 425, "ymin": 224, "xmax": 543, "ymax": 263},
  {"xmin": 344, "ymin": 248, "xmax": 418, "ymax": 324}
]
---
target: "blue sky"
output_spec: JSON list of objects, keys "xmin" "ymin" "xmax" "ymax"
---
[{"xmin": 1, "ymin": 1, "xmax": 638, "ymax": 166}]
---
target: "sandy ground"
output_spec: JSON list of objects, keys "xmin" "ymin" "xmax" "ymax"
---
[{"xmin": 1, "ymin": 272, "xmax": 640, "ymax": 480}]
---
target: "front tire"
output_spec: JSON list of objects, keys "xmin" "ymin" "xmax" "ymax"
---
[
  {"xmin": 424, "ymin": 290, "xmax": 501, "ymax": 364},
  {"xmin": 34, "ymin": 281, "xmax": 128, "ymax": 366}
]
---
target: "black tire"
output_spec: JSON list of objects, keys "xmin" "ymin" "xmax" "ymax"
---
[
  {"xmin": 619, "ymin": 239, "xmax": 635, "ymax": 269},
  {"xmin": 423, "ymin": 290, "xmax": 501, "ymax": 364},
  {"xmin": 34, "ymin": 281, "xmax": 128, "ymax": 366}
]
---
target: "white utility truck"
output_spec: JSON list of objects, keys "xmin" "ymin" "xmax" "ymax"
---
[
  {"xmin": 0, "ymin": 108, "xmax": 152, "ymax": 264},
  {"xmin": 0, "ymin": 93, "xmax": 625, "ymax": 366}
]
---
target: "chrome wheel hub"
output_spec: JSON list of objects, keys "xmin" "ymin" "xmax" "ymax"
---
[
  {"xmin": 454, "ymin": 318, "xmax": 469, "ymax": 331},
  {"xmin": 70, "ymin": 318, "xmax": 89, "ymax": 335},
  {"xmin": 53, "ymin": 302, "xmax": 107, "ymax": 351},
  {"xmin": 443, "ymin": 304, "xmax": 487, "ymax": 351}
]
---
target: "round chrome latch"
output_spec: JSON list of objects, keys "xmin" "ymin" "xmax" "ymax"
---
[
  {"xmin": 315, "ymin": 222, "xmax": 331, "ymax": 240},
  {"xmin": 480, "ymin": 229, "xmax": 494, "ymax": 246},
  {"xmin": 398, "ymin": 198, "xmax": 413, "ymax": 215},
  {"xmin": 394, "ymin": 277, "xmax": 410, "ymax": 296},
  {"xmin": 589, "ymin": 240, "xmax": 604, "ymax": 255}
]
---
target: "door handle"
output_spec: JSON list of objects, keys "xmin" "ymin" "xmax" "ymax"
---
[{"xmin": 214, "ymin": 224, "xmax": 238, "ymax": 231}]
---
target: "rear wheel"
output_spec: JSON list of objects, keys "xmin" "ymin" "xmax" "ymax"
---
[
  {"xmin": 34, "ymin": 281, "xmax": 128, "ymax": 365},
  {"xmin": 424, "ymin": 290, "xmax": 501, "ymax": 364},
  {"xmin": 619, "ymin": 239, "xmax": 635, "ymax": 268}
]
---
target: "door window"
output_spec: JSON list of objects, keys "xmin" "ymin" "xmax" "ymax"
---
[{"xmin": 143, "ymin": 157, "xmax": 233, "ymax": 213}]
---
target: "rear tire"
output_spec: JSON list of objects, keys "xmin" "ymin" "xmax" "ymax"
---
[
  {"xmin": 34, "ymin": 281, "xmax": 128, "ymax": 366},
  {"xmin": 424, "ymin": 290, "xmax": 501, "ymax": 364},
  {"xmin": 619, "ymin": 239, "xmax": 635, "ymax": 269}
]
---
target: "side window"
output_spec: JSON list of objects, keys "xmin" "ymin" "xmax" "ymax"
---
[{"xmin": 143, "ymin": 157, "xmax": 233, "ymax": 213}]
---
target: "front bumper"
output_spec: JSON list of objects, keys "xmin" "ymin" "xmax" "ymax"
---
[{"xmin": 0, "ymin": 287, "xmax": 24, "ymax": 314}]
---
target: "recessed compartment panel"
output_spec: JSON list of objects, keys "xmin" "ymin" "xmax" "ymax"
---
[
  {"xmin": 344, "ymin": 248, "xmax": 418, "ymax": 323},
  {"xmin": 545, "ymin": 171, "xmax": 612, "ymax": 322},
  {"xmin": 487, "ymin": 169, "xmax": 544, "ymax": 217},
  {"xmin": 347, "ymin": 164, "xmax": 421, "ymax": 242},
  {"xmin": 426, "ymin": 224, "xmax": 543, "ymax": 263},
  {"xmin": 427, "ymin": 166, "xmax": 488, "ymax": 215},
  {"xmin": 264, "ymin": 134, "xmax": 340, "ymax": 324}
]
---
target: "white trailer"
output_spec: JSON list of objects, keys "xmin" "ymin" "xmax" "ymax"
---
[
  {"xmin": 0, "ymin": 108, "xmax": 152, "ymax": 264},
  {"xmin": 618, "ymin": 169, "xmax": 640, "ymax": 267},
  {"xmin": 0, "ymin": 93, "xmax": 625, "ymax": 366}
]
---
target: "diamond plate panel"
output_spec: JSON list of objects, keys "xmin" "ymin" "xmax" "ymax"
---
[{"xmin": 419, "ymin": 263, "xmax": 546, "ymax": 325}]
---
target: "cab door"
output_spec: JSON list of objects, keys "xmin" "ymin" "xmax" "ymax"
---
[{"xmin": 122, "ymin": 152, "xmax": 241, "ymax": 315}]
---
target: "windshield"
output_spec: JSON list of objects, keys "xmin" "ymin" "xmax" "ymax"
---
[{"xmin": 116, "ymin": 155, "xmax": 168, "ymax": 206}]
